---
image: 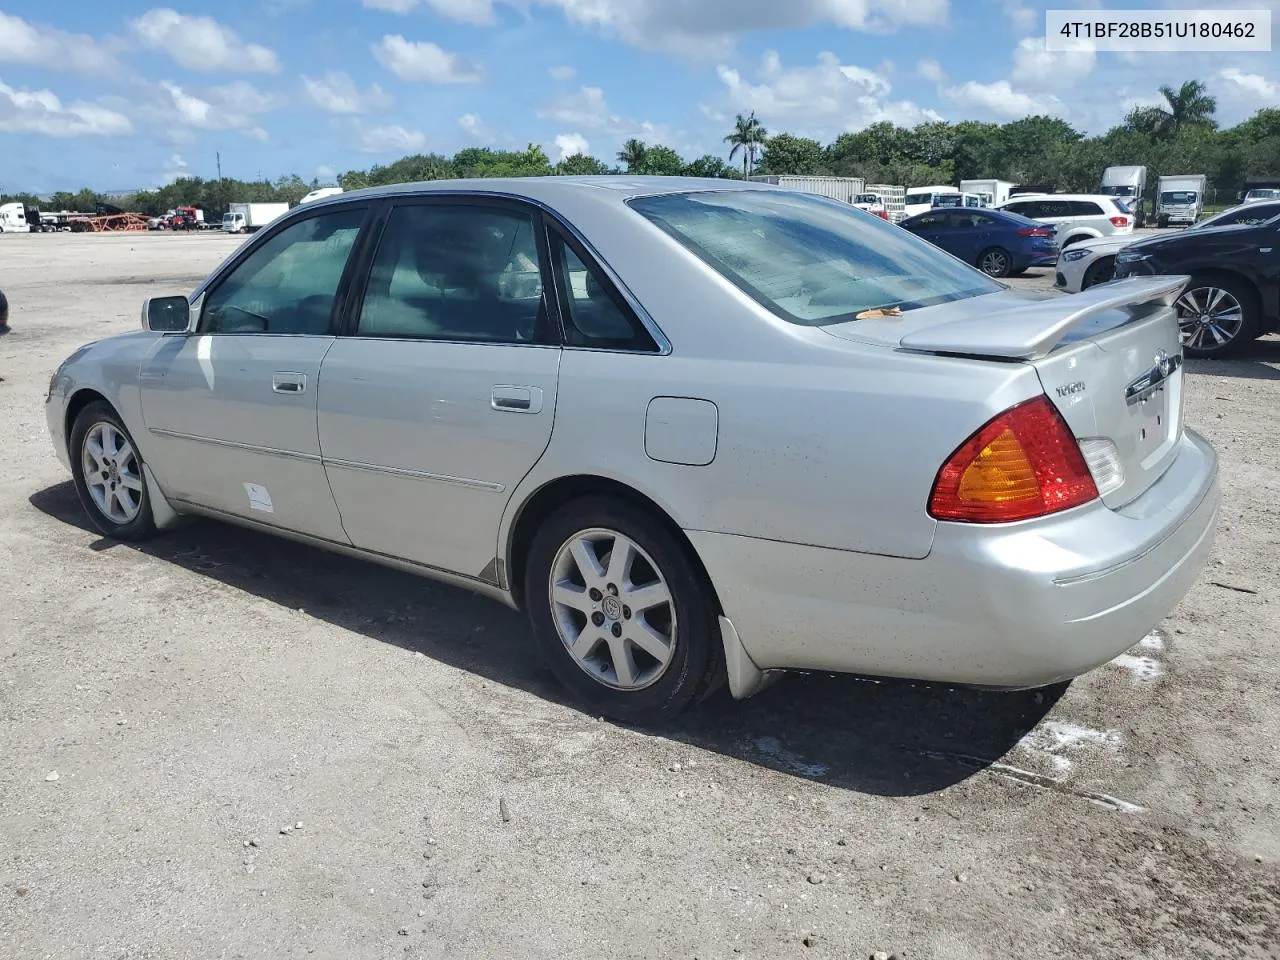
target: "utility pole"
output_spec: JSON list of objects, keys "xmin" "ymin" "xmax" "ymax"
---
[{"xmin": 216, "ymin": 151, "xmax": 222, "ymax": 181}]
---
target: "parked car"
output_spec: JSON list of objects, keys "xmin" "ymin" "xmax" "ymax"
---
[
  {"xmin": 996, "ymin": 194, "xmax": 1135, "ymax": 247},
  {"xmin": 45, "ymin": 177, "xmax": 1219, "ymax": 722},
  {"xmin": 852, "ymin": 192, "xmax": 889, "ymax": 219},
  {"xmin": 1114, "ymin": 205, "xmax": 1280, "ymax": 356},
  {"xmin": 904, "ymin": 185, "xmax": 958, "ymax": 218},
  {"xmin": 1053, "ymin": 234, "xmax": 1140, "ymax": 293},
  {"xmin": 900, "ymin": 208, "xmax": 1057, "ymax": 278},
  {"xmin": 1187, "ymin": 200, "xmax": 1280, "ymax": 231}
]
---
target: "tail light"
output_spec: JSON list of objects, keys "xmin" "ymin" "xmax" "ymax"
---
[
  {"xmin": 1015, "ymin": 227, "xmax": 1052, "ymax": 237},
  {"xmin": 1110, "ymin": 216, "xmax": 1130, "ymax": 227},
  {"xmin": 928, "ymin": 396, "xmax": 1099, "ymax": 523}
]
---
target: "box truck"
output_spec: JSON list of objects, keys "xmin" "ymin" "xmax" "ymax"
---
[
  {"xmin": 222, "ymin": 202, "xmax": 290, "ymax": 234},
  {"xmin": 960, "ymin": 179, "xmax": 1015, "ymax": 207},
  {"xmin": 1100, "ymin": 165, "xmax": 1148, "ymax": 225},
  {"xmin": 748, "ymin": 175, "xmax": 866, "ymax": 204},
  {"xmin": 1155, "ymin": 175, "xmax": 1207, "ymax": 227}
]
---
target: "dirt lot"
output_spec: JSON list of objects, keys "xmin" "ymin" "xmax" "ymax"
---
[{"xmin": 2, "ymin": 233, "xmax": 1278, "ymax": 960}]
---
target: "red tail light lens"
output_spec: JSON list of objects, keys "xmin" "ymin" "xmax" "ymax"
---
[
  {"xmin": 928, "ymin": 396, "xmax": 1099, "ymax": 523},
  {"xmin": 1015, "ymin": 227, "xmax": 1052, "ymax": 237},
  {"xmin": 1110, "ymin": 216, "xmax": 1130, "ymax": 227}
]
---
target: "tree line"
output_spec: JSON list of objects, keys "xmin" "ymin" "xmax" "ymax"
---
[{"xmin": 3, "ymin": 80, "xmax": 1277, "ymax": 217}]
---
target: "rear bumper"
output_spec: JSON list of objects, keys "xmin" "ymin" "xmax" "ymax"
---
[{"xmin": 692, "ymin": 429, "xmax": 1218, "ymax": 688}]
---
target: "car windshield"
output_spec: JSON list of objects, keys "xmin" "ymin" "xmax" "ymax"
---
[
  {"xmin": 1192, "ymin": 204, "xmax": 1280, "ymax": 229},
  {"xmin": 853, "ymin": 194, "xmax": 879, "ymax": 204},
  {"xmin": 1160, "ymin": 191, "xmax": 1197, "ymax": 204},
  {"xmin": 628, "ymin": 190, "xmax": 1002, "ymax": 325},
  {"xmin": 904, "ymin": 193, "xmax": 933, "ymax": 206},
  {"xmin": 1245, "ymin": 189, "xmax": 1280, "ymax": 200},
  {"xmin": 933, "ymin": 195, "xmax": 963, "ymax": 207}
]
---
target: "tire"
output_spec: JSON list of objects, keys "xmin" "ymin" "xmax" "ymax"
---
[
  {"xmin": 524, "ymin": 495, "xmax": 721, "ymax": 723},
  {"xmin": 1080, "ymin": 256, "xmax": 1116, "ymax": 290},
  {"xmin": 1060, "ymin": 234, "xmax": 1088, "ymax": 248},
  {"xmin": 977, "ymin": 246, "xmax": 1013, "ymax": 278},
  {"xmin": 1157, "ymin": 216, "xmax": 1169, "ymax": 229},
  {"xmin": 69, "ymin": 401, "xmax": 158, "ymax": 541},
  {"xmin": 1175, "ymin": 275, "xmax": 1261, "ymax": 358}
]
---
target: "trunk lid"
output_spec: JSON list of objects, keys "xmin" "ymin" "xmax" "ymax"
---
[{"xmin": 821, "ymin": 276, "xmax": 1191, "ymax": 508}]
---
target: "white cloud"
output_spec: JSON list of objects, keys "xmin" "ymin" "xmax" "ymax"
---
[
  {"xmin": 302, "ymin": 71, "xmax": 392, "ymax": 113},
  {"xmin": 532, "ymin": 0, "xmax": 949, "ymax": 57},
  {"xmin": 549, "ymin": 64, "xmax": 576, "ymax": 80},
  {"xmin": 714, "ymin": 51, "xmax": 941, "ymax": 139},
  {"xmin": 1010, "ymin": 36, "xmax": 1095, "ymax": 91},
  {"xmin": 537, "ymin": 85, "xmax": 614, "ymax": 128},
  {"xmin": 554, "ymin": 132, "xmax": 590, "ymax": 160},
  {"xmin": 354, "ymin": 121, "xmax": 428, "ymax": 152},
  {"xmin": 132, "ymin": 9, "xmax": 280, "ymax": 74},
  {"xmin": 917, "ymin": 58, "xmax": 945, "ymax": 82},
  {"xmin": 316, "ymin": 164, "xmax": 338, "ymax": 180},
  {"xmin": 372, "ymin": 35, "xmax": 483, "ymax": 83},
  {"xmin": 363, "ymin": 0, "xmax": 419, "ymax": 9},
  {"xmin": 153, "ymin": 81, "xmax": 281, "ymax": 140},
  {"xmin": 1219, "ymin": 67, "xmax": 1280, "ymax": 99},
  {"xmin": 0, "ymin": 12, "xmax": 121, "ymax": 75},
  {"xmin": 943, "ymin": 79, "xmax": 1061, "ymax": 118},
  {"xmin": 0, "ymin": 79, "xmax": 133, "ymax": 137},
  {"xmin": 425, "ymin": 0, "xmax": 496, "ymax": 24},
  {"xmin": 161, "ymin": 152, "xmax": 189, "ymax": 184},
  {"xmin": 997, "ymin": 0, "xmax": 1038, "ymax": 33},
  {"xmin": 457, "ymin": 112, "xmax": 487, "ymax": 137}
]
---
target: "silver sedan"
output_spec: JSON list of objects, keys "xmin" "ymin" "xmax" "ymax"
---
[{"xmin": 45, "ymin": 178, "xmax": 1220, "ymax": 722}]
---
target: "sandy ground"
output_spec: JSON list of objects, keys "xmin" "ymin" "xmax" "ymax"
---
[{"xmin": 1, "ymin": 232, "xmax": 1278, "ymax": 960}]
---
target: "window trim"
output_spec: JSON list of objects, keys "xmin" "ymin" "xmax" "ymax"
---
[
  {"xmin": 339, "ymin": 194, "xmax": 560, "ymax": 347},
  {"xmin": 194, "ymin": 203, "xmax": 374, "ymax": 336},
  {"xmin": 545, "ymin": 224, "xmax": 660, "ymax": 354}
]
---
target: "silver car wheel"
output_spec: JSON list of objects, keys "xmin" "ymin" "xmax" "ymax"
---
[
  {"xmin": 1175, "ymin": 286, "xmax": 1244, "ymax": 351},
  {"xmin": 980, "ymin": 249, "xmax": 1009, "ymax": 276},
  {"xmin": 548, "ymin": 527, "xmax": 677, "ymax": 691},
  {"xmin": 81, "ymin": 422, "xmax": 144, "ymax": 525}
]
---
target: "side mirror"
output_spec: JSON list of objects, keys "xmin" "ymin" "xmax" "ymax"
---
[{"xmin": 142, "ymin": 295, "xmax": 191, "ymax": 332}]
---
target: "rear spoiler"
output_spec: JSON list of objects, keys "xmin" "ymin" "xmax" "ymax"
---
[{"xmin": 899, "ymin": 276, "xmax": 1190, "ymax": 361}]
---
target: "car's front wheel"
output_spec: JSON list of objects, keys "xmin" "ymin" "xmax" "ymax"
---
[
  {"xmin": 978, "ymin": 247, "xmax": 1013, "ymax": 278},
  {"xmin": 69, "ymin": 401, "xmax": 158, "ymax": 541},
  {"xmin": 1175, "ymin": 275, "xmax": 1260, "ymax": 358},
  {"xmin": 1081, "ymin": 256, "xmax": 1116, "ymax": 290},
  {"xmin": 525, "ymin": 496, "xmax": 721, "ymax": 723}
]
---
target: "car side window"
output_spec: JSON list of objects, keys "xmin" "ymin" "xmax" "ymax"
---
[
  {"xmin": 1004, "ymin": 201, "xmax": 1033, "ymax": 218},
  {"xmin": 550, "ymin": 231, "xmax": 657, "ymax": 351},
  {"xmin": 910, "ymin": 213, "xmax": 942, "ymax": 229},
  {"xmin": 1070, "ymin": 201, "xmax": 1104, "ymax": 216},
  {"xmin": 201, "ymin": 208, "xmax": 366, "ymax": 335},
  {"xmin": 356, "ymin": 203, "xmax": 549, "ymax": 344}
]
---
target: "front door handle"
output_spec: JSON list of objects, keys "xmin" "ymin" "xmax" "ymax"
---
[
  {"xmin": 491, "ymin": 385, "xmax": 543, "ymax": 414},
  {"xmin": 272, "ymin": 372, "xmax": 307, "ymax": 395}
]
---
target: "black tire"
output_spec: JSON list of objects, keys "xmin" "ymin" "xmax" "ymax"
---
[
  {"xmin": 1157, "ymin": 216, "xmax": 1169, "ymax": 229},
  {"xmin": 69, "ymin": 401, "xmax": 158, "ymax": 541},
  {"xmin": 977, "ymin": 246, "xmax": 1013, "ymax": 278},
  {"xmin": 1176, "ymin": 275, "xmax": 1261, "ymax": 359},
  {"xmin": 1080, "ymin": 256, "xmax": 1116, "ymax": 290},
  {"xmin": 1060, "ymin": 234, "xmax": 1088, "ymax": 248},
  {"xmin": 524, "ymin": 496, "xmax": 721, "ymax": 723}
]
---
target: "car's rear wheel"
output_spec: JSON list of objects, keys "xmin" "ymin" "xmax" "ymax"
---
[
  {"xmin": 69, "ymin": 401, "xmax": 157, "ymax": 541},
  {"xmin": 978, "ymin": 247, "xmax": 1012, "ymax": 278},
  {"xmin": 525, "ymin": 496, "xmax": 720, "ymax": 723},
  {"xmin": 1081, "ymin": 256, "xmax": 1116, "ymax": 290},
  {"xmin": 1175, "ymin": 276, "xmax": 1260, "ymax": 358}
]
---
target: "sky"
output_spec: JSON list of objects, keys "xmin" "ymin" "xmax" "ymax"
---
[{"xmin": 1, "ymin": 0, "xmax": 1278, "ymax": 193}]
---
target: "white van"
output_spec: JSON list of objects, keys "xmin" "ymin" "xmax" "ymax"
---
[
  {"xmin": 903, "ymin": 185, "xmax": 958, "ymax": 219},
  {"xmin": 931, "ymin": 192, "xmax": 985, "ymax": 210}
]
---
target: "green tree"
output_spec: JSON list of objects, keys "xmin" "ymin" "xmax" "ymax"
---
[
  {"xmin": 617, "ymin": 138, "xmax": 648, "ymax": 173},
  {"xmin": 758, "ymin": 133, "xmax": 825, "ymax": 174},
  {"xmin": 724, "ymin": 112, "xmax": 767, "ymax": 176},
  {"xmin": 682, "ymin": 155, "xmax": 733, "ymax": 178},
  {"xmin": 1153, "ymin": 79, "xmax": 1218, "ymax": 137},
  {"xmin": 555, "ymin": 153, "xmax": 613, "ymax": 175},
  {"xmin": 639, "ymin": 144, "xmax": 686, "ymax": 176}
]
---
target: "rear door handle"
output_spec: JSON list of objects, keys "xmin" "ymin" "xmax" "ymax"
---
[
  {"xmin": 491, "ymin": 385, "xmax": 543, "ymax": 414},
  {"xmin": 272, "ymin": 372, "xmax": 307, "ymax": 395}
]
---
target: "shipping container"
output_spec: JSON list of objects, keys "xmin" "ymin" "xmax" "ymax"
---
[{"xmin": 748, "ymin": 175, "xmax": 866, "ymax": 204}]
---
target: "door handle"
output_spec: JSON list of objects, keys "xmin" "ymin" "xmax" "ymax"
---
[
  {"xmin": 272, "ymin": 372, "xmax": 307, "ymax": 395},
  {"xmin": 491, "ymin": 385, "xmax": 543, "ymax": 414}
]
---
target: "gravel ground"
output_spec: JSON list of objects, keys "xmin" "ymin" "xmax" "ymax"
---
[{"xmin": 2, "ymin": 233, "xmax": 1278, "ymax": 960}]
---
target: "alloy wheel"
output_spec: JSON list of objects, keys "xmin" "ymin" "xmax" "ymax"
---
[
  {"xmin": 81, "ymin": 422, "xmax": 144, "ymax": 524},
  {"xmin": 1175, "ymin": 286, "xmax": 1244, "ymax": 351},
  {"xmin": 980, "ymin": 250, "xmax": 1009, "ymax": 276},
  {"xmin": 548, "ymin": 527, "xmax": 677, "ymax": 691}
]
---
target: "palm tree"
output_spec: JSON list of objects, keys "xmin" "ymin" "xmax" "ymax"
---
[
  {"xmin": 617, "ymin": 138, "xmax": 648, "ymax": 173},
  {"xmin": 724, "ymin": 112, "xmax": 768, "ymax": 177},
  {"xmin": 1154, "ymin": 80, "xmax": 1218, "ymax": 136}
]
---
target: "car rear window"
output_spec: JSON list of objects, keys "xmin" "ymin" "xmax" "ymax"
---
[{"xmin": 628, "ymin": 190, "xmax": 1002, "ymax": 326}]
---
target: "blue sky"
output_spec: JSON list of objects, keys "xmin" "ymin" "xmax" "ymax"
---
[{"xmin": 1, "ymin": 0, "xmax": 1278, "ymax": 192}]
